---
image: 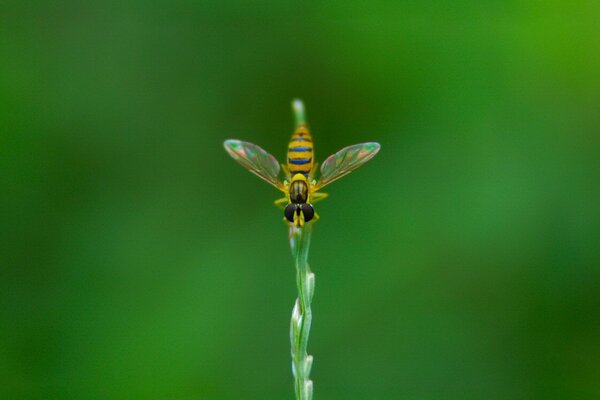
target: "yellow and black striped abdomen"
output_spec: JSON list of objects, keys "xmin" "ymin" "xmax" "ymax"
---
[{"xmin": 287, "ymin": 124, "xmax": 314, "ymax": 177}]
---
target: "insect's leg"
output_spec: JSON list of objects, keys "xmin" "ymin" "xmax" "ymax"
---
[
  {"xmin": 274, "ymin": 197, "xmax": 288, "ymax": 210},
  {"xmin": 312, "ymin": 212, "xmax": 320, "ymax": 223},
  {"xmin": 312, "ymin": 192, "xmax": 328, "ymax": 204},
  {"xmin": 281, "ymin": 164, "xmax": 291, "ymax": 180},
  {"xmin": 309, "ymin": 162, "xmax": 319, "ymax": 180}
]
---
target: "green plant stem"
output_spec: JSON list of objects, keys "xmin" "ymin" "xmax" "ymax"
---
[
  {"xmin": 289, "ymin": 98, "xmax": 314, "ymax": 400},
  {"xmin": 292, "ymin": 99, "xmax": 306, "ymax": 128},
  {"xmin": 289, "ymin": 224, "xmax": 314, "ymax": 400}
]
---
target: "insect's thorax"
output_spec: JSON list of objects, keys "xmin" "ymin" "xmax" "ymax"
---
[
  {"xmin": 287, "ymin": 124, "xmax": 314, "ymax": 178},
  {"xmin": 289, "ymin": 179, "xmax": 309, "ymax": 204}
]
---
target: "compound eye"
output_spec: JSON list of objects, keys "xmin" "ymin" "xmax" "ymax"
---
[
  {"xmin": 300, "ymin": 204, "xmax": 315, "ymax": 222},
  {"xmin": 284, "ymin": 204, "xmax": 296, "ymax": 222}
]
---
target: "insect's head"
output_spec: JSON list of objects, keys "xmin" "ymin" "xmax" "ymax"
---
[
  {"xmin": 284, "ymin": 174, "xmax": 314, "ymax": 226},
  {"xmin": 284, "ymin": 203, "xmax": 315, "ymax": 226}
]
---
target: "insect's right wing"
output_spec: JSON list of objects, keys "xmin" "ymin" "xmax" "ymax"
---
[
  {"xmin": 315, "ymin": 142, "xmax": 381, "ymax": 190},
  {"xmin": 224, "ymin": 139, "xmax": 285, "ymax": 191}
]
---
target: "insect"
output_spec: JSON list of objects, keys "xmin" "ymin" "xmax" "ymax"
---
[{"xmin": 224, "ymin": 122, "xmax": 380, "ymax": 227}]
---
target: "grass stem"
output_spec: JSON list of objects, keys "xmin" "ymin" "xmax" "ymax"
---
[
  {"xmin": 289, "ymin": 98, "xmax": 314, "ymax": 400},
  {"xmin": 289, "ymin": 223, "xmax": 314, "ymax": 400},
  {"xmin": 292, "ymin": 99, "xmax": 306, "ymax": 128}
]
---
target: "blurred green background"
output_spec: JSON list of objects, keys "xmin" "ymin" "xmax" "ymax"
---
[{"xmin": 2, "ymin": 1, "xmax": 600, "ymax": 399}]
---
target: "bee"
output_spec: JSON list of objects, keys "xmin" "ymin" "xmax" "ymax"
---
[{"xmin": 224, "ymin": 115, "xmax": 380, "ymax": 227}]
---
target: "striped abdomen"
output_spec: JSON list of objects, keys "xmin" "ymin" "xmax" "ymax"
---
[{"xmin": 287, "ymin": 124, "xmax": 314, "ymax": 177}]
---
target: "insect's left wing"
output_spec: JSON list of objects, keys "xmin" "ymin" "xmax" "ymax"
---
[
  {"xmin": 315, "ymin": 142, "xmax": 381, "ymax": 190},
  {"xmin": 224, "ymin": 139, "xmax": 285, "ymax": 191}
]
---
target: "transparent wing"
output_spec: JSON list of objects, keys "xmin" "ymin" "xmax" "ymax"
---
[
  {"xmin": 224, "ymin": 139, "xmax": 284, "ymax": 190},
  {"xmin": 315, "ymin": 142, "xmax": 381, "ymax": 190}
]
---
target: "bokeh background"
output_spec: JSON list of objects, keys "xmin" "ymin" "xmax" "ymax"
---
[{"xmin": 2, "ymin": 1, "xmax": 600, "ymax": 399}]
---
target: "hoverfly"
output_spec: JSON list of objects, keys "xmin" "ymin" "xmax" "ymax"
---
[{"xmin": 224, "ymin": 118, "xmax": 380, "ymax": 227}]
